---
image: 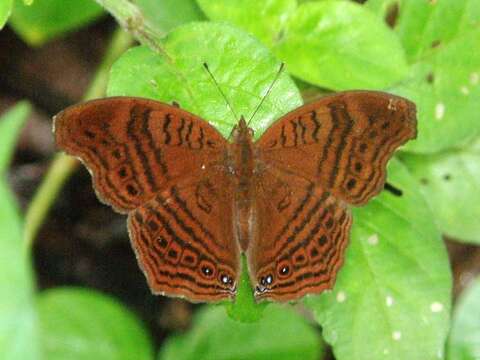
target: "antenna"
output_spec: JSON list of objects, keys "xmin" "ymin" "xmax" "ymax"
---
[
  {"xmin": 203, "ymin": 63, "xmax": 239, "ymax": 122},
  {"xmin": 247, "ymin": 62, "xmax": 285, "ymax": 126}
]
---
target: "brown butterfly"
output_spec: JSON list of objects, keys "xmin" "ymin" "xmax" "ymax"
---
[{"xmin": 54, "ymin": 90, "xmax": 416, "ymax": 302}]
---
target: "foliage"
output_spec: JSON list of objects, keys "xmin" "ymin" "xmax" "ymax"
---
[{"xmin": 2, "ymin": 0, "xmax": 480, "ymax": 359}]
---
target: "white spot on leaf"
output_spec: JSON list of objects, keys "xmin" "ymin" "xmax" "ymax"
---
[
  {"xmin": 367, "ymin": 234, "xmax": 379, "ymax": 245},
  {"xmin": 336, "ymin": 291, "xmax": 346, "ymax": 303},
  {"xmin": 435, "ymin": 103, "xmax": 445, "ymax": 120},
  {"xmin": 386, "ymin": 295, "xmax": 394, "ymax": 307},
  {"xmin": 430, "ymin": 302, "xmax": 444, "ymax": 313},
  {"xmin": 392, "ymin": 331, "xmax": 402, "ymax": 341},
  {"xmin": 460, "ymin": 86, "xmax": 470, "ymax": 95},
  {"xmin": 470, "ymin": 72, "xmax": 479, "ymax": 85}
]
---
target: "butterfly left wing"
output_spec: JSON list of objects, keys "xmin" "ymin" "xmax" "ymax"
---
[
  {"xmin": 54, "ymin": 97, "xmax": 227, "ymax": 213},
  {"xmin": 256, "ymin": 91, "xmax": 417, "ymax": 206},
  {"xmin": 128, "ymin": 171, "xmax": 240, "ymax": 302}
]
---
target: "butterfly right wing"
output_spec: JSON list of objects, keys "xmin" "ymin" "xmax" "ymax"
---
[
  {"xmin": 256, "ymin": 91, "xmax": 416, "ymax": 206},
  {"xmin": 249, "ymin": 167, "xmax": 352, "ymax": 302}
]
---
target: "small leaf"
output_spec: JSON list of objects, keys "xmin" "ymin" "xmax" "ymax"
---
[
  {"xmin": 399, "ymin": 136, "xmax": 480, "ymax": 244},
  {"xmin": 391, "ymin": 28, "xmax": 480, "ymax": 153},
  {"xmin": 447, "ymin": 277, "xmax": 480, "ymax": 360},
  {"xmin": 9, "ymin": 0, "xmax": 104, "ymax": 46},
  {"xmin": 274, "ymin": 1, "xmax": 408, "ymax": 90},
  {"xmin": 0, "ymin": 102, "xmax": 38, "ymax": 360},
  {"xmin": 224, "ymin": 256, "xmax": 267, "ymax": 323},
  {"xmin": 38, "ymin": 287, "xmax": 154, "ymax": 360},
  {"xmin": 366, "ymin": 0, "xmax": 480, "ymax": 62},
  {"xmin": 134, "ymin": 0, "xmax": 204, "ymax": 34},
  {"xmin": 158, "ymin": 305, "xmax": 323, "ymax": 360},
  {"xmin": 0, "ymin": 101, "xmax": 31, "ymax": 173},
  {"xmin": 196, "ymin": 0, "xmax": 296, "ymax": 47},
  {"xmin": 108, "ymin": 22, "xmax": 303, "ymax": 139},
  {"xmin": 305, "ymin": 159, "xmax": 452, "ymax": 360},
  {"xmin": 0, "ymin": 0, "xmax": 13, "ymax": 29}
]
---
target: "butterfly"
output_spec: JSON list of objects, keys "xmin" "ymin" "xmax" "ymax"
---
[{"xmin": 54, "ymin": 90, "xmax": 416, "ymax": 302}]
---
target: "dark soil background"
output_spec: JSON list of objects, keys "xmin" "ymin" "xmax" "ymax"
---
[{"xmin": 1, "ymin": 16, "xmax": 479, "ymax": 358}]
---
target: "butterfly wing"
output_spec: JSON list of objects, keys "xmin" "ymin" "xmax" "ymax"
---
[
  {"xmin": 54, "ymin": 97, "xmax": 240, "ymax": 302},
  {"xmin": 54, "ymin": 97, "xmax": 227, "ymax": 213},
  {"xmin": 250, "ymin": 91, "xmax": 416, "ymax": 301},
  {"xmin": 249, "ymin": 168, "xmax": 352, "ymax": 302},
  {"xmin": 256, "ymin": 91, "xmax": 417, "ymax": 205},
  {"xmin": 128, "ymin": 170, "xmax": 240, "ymax": 302}
]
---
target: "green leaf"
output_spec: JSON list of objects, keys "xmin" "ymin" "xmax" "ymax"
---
[
  {"xmin": 391, "ymin": 28, "xmax": 480, "ymax": 153},
  {"xmin": 364, "ymin": 0, "xmax": 480, "ymax": 153},
  {"xmin": 447, "ymin": 277, "xmax": 480, "ymax": 360},
  {"xmin": 366, "ymin": 0, "xmax": 480, "ymax": 62},
  {"xmin": 134, "ymin": 0, "xmax": 204, "ymax": 34},
  {"xmin": 224, "ymin": 256, "xmax": 267, "ymax": 323},
  {"xmin": 305, "ymin": 159, "xmax": 452, "ymax": 360},
  {"xmin": 0, "ymin": 0, "xmax": 13, "ymax": 29},
  {"xmin": 399, "ymin": 136, "xmax": 480, "ymax": 244},
  {"xmin": 0, "ymin": 102, "xmax": 38, "ymax": 360},
  {"xmin": 158, "ymin": 305, "xmax": 323, "ymax": 360},
  {"xmin": 275, "ymin": 1, "xmax": 408, "ymax": 90},
  {"xmin": 38, "ymin": 287, "xmax": 154, "ymax": 360},
  {"xmin": 0, "ymin": 101, "xmax": 31, "ymax": 173},
  {"xmin": 197, "ymin": 0, "xmax": 408, "ymax": 90},
  {"xmin": 196, "ymin": 0, "xmax": 296, "ymax": 48},
  {"xmin": 108, "ymin": 22, "xmax": 303, "ymax": 139},
  {"xmin": 9, "ymin": 0, "xmax": 104, "ymax": 46}
]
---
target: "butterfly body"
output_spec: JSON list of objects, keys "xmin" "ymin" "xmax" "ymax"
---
[{"xmin": 54, "ymin": 91, "xmax": 416, "ymax": 303}]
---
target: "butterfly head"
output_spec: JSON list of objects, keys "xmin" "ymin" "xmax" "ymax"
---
[{"xmin": 232, "ymin": 116, "xmax": 254, "ymax": 143}]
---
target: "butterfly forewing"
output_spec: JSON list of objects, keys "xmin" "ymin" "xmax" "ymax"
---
[
  {"xmin": 54, "ymin": 97, "xmax": 227, "ymax": 213},
  {"xmin": 256, "ymin": 91, "xmax": 417, "ymax": 206},
  {"xmin": 54, "ymin": 97, "xmax": 240, "ymax": 301}
]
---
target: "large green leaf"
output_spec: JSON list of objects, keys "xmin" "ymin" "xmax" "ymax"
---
[
  {"xmin": 305, "ymin": 159, "xmax": 451, "ymax": 360},
  {"xmin": 0, "ymin": 103, "xmax": 39, "ymax": 360},
  {"xmin": 197, "ymin": 0, "xmax": 296, "ymax": 48},
  {"xmin": 274, "ymin": 1, "xmax": 408, "ymax": 90},
  {"xmin": 158, "ymin": 305, "xmax": 323, "ymax": 360},
  {"xmin": 366, "ymin": 0, "xmax": 480, "ymax": 62},
  {"xmin": 399, "ymin": 136, "xmax": 480, "ymax": 244},
  {"xmin": 108, "ymin": 22, "xmax": 303, "ymax": 139},
  {"xmin": 365, "ymin": 0, "xmax": 480, "ymax": 153},
  {"xmin": 38, "ymin": 287, "xmax": 154, "ymax": 360},
  {"xmin": 390, "ymin": 28, "xmax": 480, "ymax": 153},
  {"xmin": 447, "ymin": 277, "xmax": 480, "ymax": 360},
  {"xmin": 198, "ymin": 0, "xmax": 408, "ymax": 90},
  {"xmin": 134, "ymin": 0, "xmax": 204, "ymax": 34},
  {"xmin": 9, "ymin": 0, "xmax": 104, "ymax": 46},
  {"xmin": 0, "ymin": 0, "xmax": 13, "ymax": 29}
]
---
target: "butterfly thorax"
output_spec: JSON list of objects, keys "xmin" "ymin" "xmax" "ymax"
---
[{"xmin": 229, "ymin": 117, "xmax": 256, "ymax": 252}]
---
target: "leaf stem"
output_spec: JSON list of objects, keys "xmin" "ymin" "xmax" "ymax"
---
[
  {"xmin": 23, "ymin": 28, "xmax": 134, "ymax": 250},
  {"xmin": 94, "ymin": 0, "xmax": 171, "ymax": 59}
]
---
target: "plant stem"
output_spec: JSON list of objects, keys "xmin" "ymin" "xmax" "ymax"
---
[
  {"xmin": 94, "ymin": 0, "xmax": 170, "ymax": 59},
  {"xmin": 23, "ymin": 28, "xmax": 134, "ymax": 250}
]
